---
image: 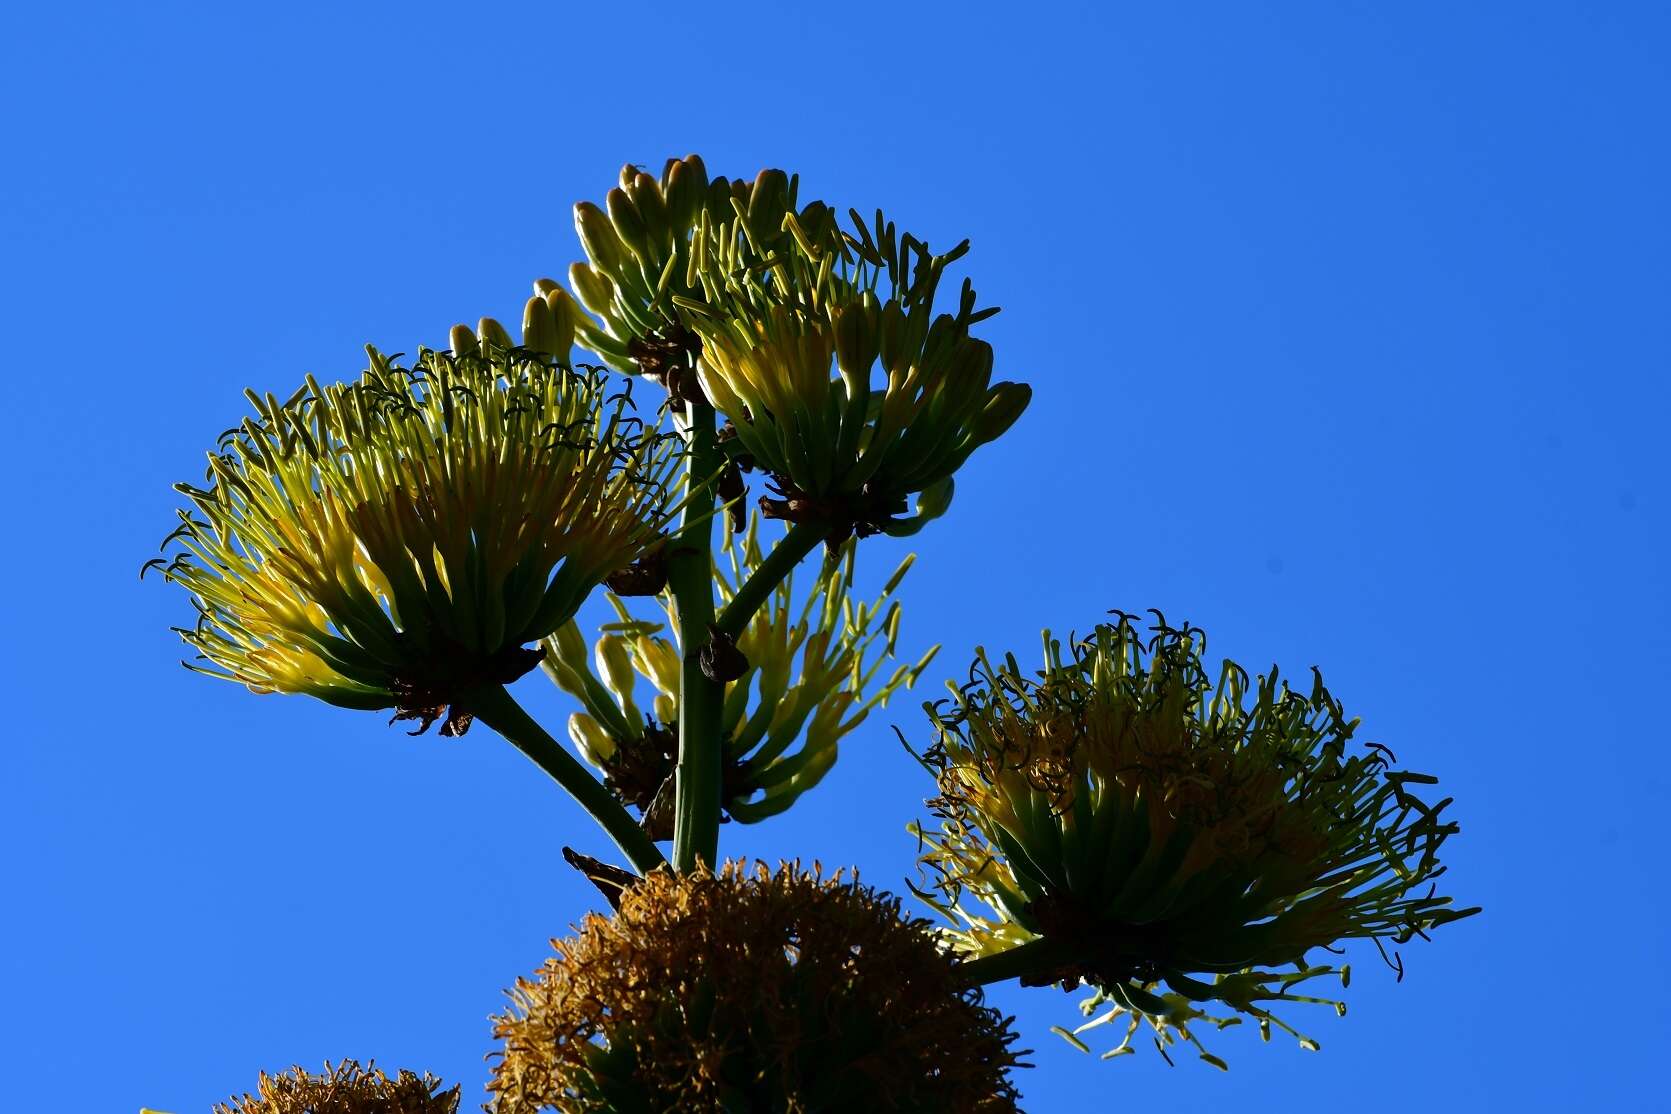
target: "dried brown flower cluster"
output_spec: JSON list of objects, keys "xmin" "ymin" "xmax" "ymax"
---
[
  {"xmin": 489, "ymin": 861, "xmax": 1026, "ymax": 1113},
  {"xmin": 212, "ymin": 1059, "xmax": 459, "ymax": 1114}
]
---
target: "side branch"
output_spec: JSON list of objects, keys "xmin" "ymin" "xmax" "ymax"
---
[
  {"xmin": 712, "ymin": 518, "xmax": 829, "ymax": 641},
  {"xmin": 463, "ymin": 682, "xmax": 665, "ymax": 875}
]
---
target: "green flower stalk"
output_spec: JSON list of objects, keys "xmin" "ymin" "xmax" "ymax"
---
[
  {"xmin": 489, "ymin": 861, "xmax": 1026, "ymax": 1113},
  {"xmin": 154, "ymin": 346, "xmax": 680, "ymax": 735},
  {"xmin": 909, "ymin": 613, "xmax": 1477, "ymax": 1066},
  {"xmin": 544, "ymin": 513, "xmax": 939, "ymax": 835}
]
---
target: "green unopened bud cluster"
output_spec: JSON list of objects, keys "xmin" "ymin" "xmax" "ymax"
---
[
  {"xmin": 910, "ymin": 613, "xmax": 1478, "ymax": 1066},
  {"xmin": 545, "ymin": 513, "xmax": 938, "ymax": 829}
]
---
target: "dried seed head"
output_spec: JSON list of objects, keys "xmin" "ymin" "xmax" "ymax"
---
[
  {"xmin": 213, "ymin": 1060, "xmax": 458, "ymax": 1114},
  {"xmin": 489, "ymin": 861, "xmax": 1027, "ymax": 1113}
]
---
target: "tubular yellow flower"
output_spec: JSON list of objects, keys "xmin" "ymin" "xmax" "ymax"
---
[
  {"xmin": 910, "ymin": 613, "xmax": 1478, "ymax": 1066},
  {"xmin": 213, "ymin": 1060, "xmax": 458, "ymax": 1114},
  {"xmin": 541, "ymin": 513, "xmax": 937, "ymax": 832},
  {"xmin": 489, "ymin": 861, "xmax": 1026, "ymax": 1113},
  {"xmin": 153, "ymin": 346, "xmax": 680, "ymax": 734}
]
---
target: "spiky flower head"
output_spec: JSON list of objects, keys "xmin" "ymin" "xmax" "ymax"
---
[
  {"xmin": 490, "ymin": 861, "xmax": 1025, "ymax": 1113},
  {"xmin": 910, "ymin": 613, "xmax": 1477, "ymax": 1066},
  {"xmin": 213, "ymin": 1060, "xmax": 458, "ymax": 1114},
  {"xmin": 674, "ymin": 201, "xmax": 1028, "ymax": 542},
  {"xmin": 544, "ymin": 512, "xmax": 938, "ymax": 835},
  {"xmin": 152, "ymin": 346, "xmax": 679, "ymax": 734}
]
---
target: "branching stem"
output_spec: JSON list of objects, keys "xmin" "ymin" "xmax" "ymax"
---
[
  {"xmin": 951, "ymin": 937, "xmax": 1086, "ymax": 988},
  {"xmin": 713, "ymin": 519, "xmax": 829, "ymax": 640}
]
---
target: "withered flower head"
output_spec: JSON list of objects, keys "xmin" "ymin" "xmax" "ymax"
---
[
  {"xmin": 151, "ymin": 346, "xmax": 679, "ymax": 734},
  {"xmin": 213, "ymin": 1059, "xmax": 458, "ymax": 1114},
  {"xmin": 911, "ymin": 613, "xmax": 1478, "ymax": 1067},
  {"xmin": 489, "ymin": 861, "xmax": 1027, "ymax": 1113}
]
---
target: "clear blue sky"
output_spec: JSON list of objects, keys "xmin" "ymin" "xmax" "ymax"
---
[{"xmin": 4, "ymin": 2, "xmax": 1666, "ymax": 1110}]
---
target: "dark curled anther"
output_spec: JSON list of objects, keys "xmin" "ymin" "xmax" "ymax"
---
[
  {"xmin": 757, "ymin": 471, "xmax": 907, "ymax": 549},
  {"xmin": 717, "ymin": 459, "xmax": 747, "ymax": 533},
  {"xmin": 628, "ymin": 325, "xmax": 705, "ymax": 409},
  {"xmin": 717, "ymin": 420, "xmax": 756, "ymax": 472},
  {"xmin": 388, "ymin": 641, "xmax": 545, "ymax": 737},
  {"xmin": 606, "ymin": 546, "xmax": 669, "ymax": 596},
  {"xmin": 699, "ymin": 625, "xmax": 749, "ymax": 683}
]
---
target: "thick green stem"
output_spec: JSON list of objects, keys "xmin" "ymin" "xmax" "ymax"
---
[
  {"xmin": 712, "ymin": 519, "xmax": 828, "ymax": 640},
  {"xmin": 462, "ymin": 682, "xmax": 665, "ymax": 875},
  {"xmin": 951, "ymin": 937, "xmax": 1086, "ymax": 988},
  {"xmin": 669, "ymin": 401, "xmax": 722, "ymax": 872}
]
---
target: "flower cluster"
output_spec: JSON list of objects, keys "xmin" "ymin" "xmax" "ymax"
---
[
  {"xmin": 544, "ymin": 512, "xmax": 938, "ymax": 835},
  {"xmin": 565, "ymin": 158, "xmax": 1030, "ymax": 543},
  {"xmin": 152, "ymin": 347, "xmax": 678, "ymax": 733},
  {"xmin": 910, "ymin": 613, "xmax": 1478, "ymax": 1066},
  {"xmin": 212, "ymin": 1060, "xmax": 458, "ymax": 1114},
  {"xmin": 490, "ymin": 861, "xmax": 1026, "ymax": 1113}
]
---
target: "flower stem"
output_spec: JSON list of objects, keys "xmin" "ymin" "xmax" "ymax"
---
[
  {"xmin": 712, "ymin": 519, "xmax": 829, "ymax": 640},
  {"xmin": 669, "ymin": 401, "xmax": 722, "ymax": 872},
  {"xmin": 462, "ymin": 682, "xmax": 665, "ymax": 875},
  {"xmin": 951, "ymin": 937, "xmax": 1085, "ymax": 988}
]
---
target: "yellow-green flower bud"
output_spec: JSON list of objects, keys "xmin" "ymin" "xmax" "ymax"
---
[{"xmin": 568, "ymin": 711, "xmax": 616, "ymax": 767}]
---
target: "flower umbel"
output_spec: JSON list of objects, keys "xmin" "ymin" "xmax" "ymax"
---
[
  {"xmin": 152, "ymin": 346, "xmax": 679, "ymax": 733},
  {"xmin": 490, "ymin": 861, "xmax": 1026, "ymax": 1113},
  {"xmin": 213, "ymin": 1060, "xmax": 459, "ymax": 1114},
  {"xmin": 544, "ymin": 512, "xmax": 939, "ymax": 835},
  {"xmin": 911, "ymin": 613, "xmax": 1478, "ymax": 1066}
]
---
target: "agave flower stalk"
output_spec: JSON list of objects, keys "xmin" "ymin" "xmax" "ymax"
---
[
  {"xmin": 153, "ymin": 345, "xmax": 679, "ymax": 871},
  {"xmin": 909, "ymin": 613, "xmax": 1477, "ymax": 1066},
  {"xmin": 561, "ymin": 163, "xmax": 1032, "ymax": 868},
  {"xmin": 546, "ymin": 513, "xmax": 939, "ymax": 836}
]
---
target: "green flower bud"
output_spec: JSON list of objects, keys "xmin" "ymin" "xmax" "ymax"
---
[
  {"xmin": 568, "ymin": 711, "xmax": 617, "ymax": 767},
  {"xmin": 574, "ymin": 201, "xmax": 626, "ymax": 274}
]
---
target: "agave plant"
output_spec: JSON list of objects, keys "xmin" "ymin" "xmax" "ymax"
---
[{"xmin": 151, "ymin": 157, "xmax": 1474, "ymax": 1105}]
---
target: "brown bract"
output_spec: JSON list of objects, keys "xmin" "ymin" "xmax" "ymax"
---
[
  {"xmin": 489, "ymin": 862, "xmax": 1026, "ymax": 1113},
  {"xmin": 213, "ymin": 1060, "xmax": 458, "ymax": 1114}
]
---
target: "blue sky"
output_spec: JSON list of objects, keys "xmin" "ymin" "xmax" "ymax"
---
[{"xmin": 4, "ymin": 2, "xmax": 1666, "ymax": 1110}]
